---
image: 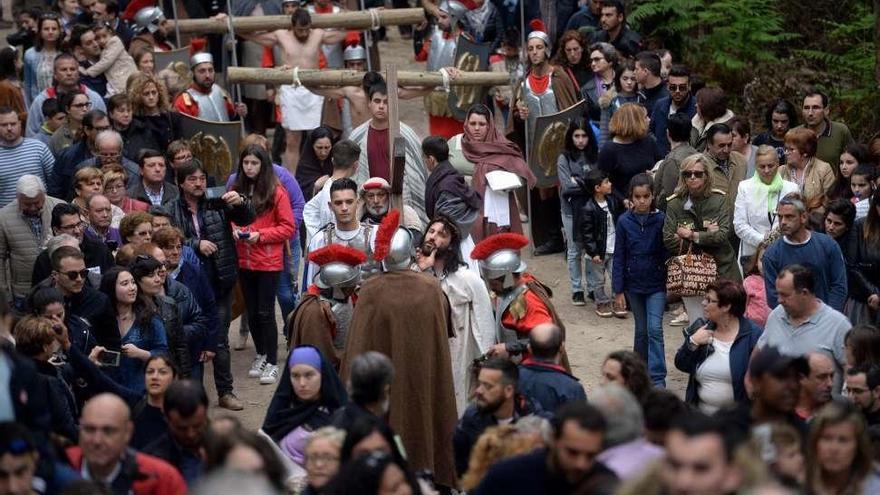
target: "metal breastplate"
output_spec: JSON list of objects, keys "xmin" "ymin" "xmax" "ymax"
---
[
  {"xmin": 427, "ymin": 26, "xmax": 457, "ymax": 72},
  {"xmin": 187, "ymin": 85, "xmax": 229, "ymax": 122},
  {"xmin": 329, "ymin": 298, "xmax": 353, "ymax": 349},
  {"xmin": 308, "ymin": 5, "xmax": 344, "ymax": 68},
  {"xmin": 523, "ymin": 75, "xmax": 558, "ymax": 135},
  {"xmin": 322, "ymin": 223, "xmax": 378, "ymax": 277},
  {"xmin": 494, "ymin": 285, "xmax": 528, "ymax": 345}
]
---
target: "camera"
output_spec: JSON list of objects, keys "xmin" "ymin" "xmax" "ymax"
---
[
  {"xmin": 98, "ymin": 349, "xmax": 121, "ymax": 367},
  {"xmin": 205, "ymin": 186, "xmax": 228, "ymax": 210}
]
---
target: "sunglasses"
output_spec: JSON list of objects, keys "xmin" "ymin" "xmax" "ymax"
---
[
  {"xmin": 668, "ymin": 84, "xmax": 688, "ymax": 92},
  {"xmin": 681, "ymin": 171, "xmax": 706, "ymax": 179},
  {"xmin": 59, "ymin": 269, "xmax": 90, "ymax": 281}
]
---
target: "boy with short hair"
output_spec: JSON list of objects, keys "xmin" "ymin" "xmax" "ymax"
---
[
  {"xmin": 34, "ymin": 98, "xmax": 65, "ymax": 146},
  {"xmin": 579, "ymin": 169, "xmax": 623, "ymax": 318}
]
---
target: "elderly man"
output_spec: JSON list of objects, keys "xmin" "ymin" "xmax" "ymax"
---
[
  {"xmin": 49, "ymin": 111, "xmax": 111, "ymax": 199},
  {"xmin": 331, "ymin": 351, "xmax": 394, "ymax": 430},
  {"xmin": 591, "ymin": 384, "xmax": 663, "ymax": 481},
  {"xmin": 0, "ymin": 107, "xmax": 54, "ymax": 208},
  {"xmin": 794, "ymin": 352, "xmax": 835, "ymax": 421},
  {"xmin": 25, "ymin": 53, "xmax": 106, "ymax": 138},
  {"xmin": 174, "ymin": 53, "xmax": 246, "ymax": 122},
  {"xmin": 65, "ymin": 393, "xmax": 186, "ymax": 493},
  {"xmin": 74, "ymin": 130, "xmax": 139, "ymax": 180},
  {"xmin": 84, "ymin": 194, "xmax": 122, "ymax": 248},
  {"xmin": 359, "ymin": 176, "xmax": 423, "ymax": 232},
  {"xmin": 0, "ymin": 175, "xmax": 64, "ymax": 309},
  {"xmin": 517, "ymin": 323, "xmax": 586, "ymax": 414}
]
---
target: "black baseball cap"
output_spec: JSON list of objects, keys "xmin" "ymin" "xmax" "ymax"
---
[{"xmin": 749, "ymin": 346, "xmax": 809, "ymax": 378}]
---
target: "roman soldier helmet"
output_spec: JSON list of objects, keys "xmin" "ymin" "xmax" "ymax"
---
[
  {"xmin": 438, "ymin": 0, "xmax": 475, "ymax": 29},
  {"xmin": 470, "ymin": 233, "xmax": 529, "ymax": 290},
  {"xmin": 344, "ymin": 44, "xmax": 367, "ymax": 63},
  {"xmin": 373, "ymin": 209, "xmax": 415, "ymax": 272},
  {"xmin": 527, "ymin": 19, "xmax": 551, "ymax": 55},
  {"xmin": 190, "ymin": 52, "xmax": 214, "ymax": 69},
  {"xmin": 309, "ymin": 244, "xmax": 366, "ymax": 299},
  {"xmin": 133, "ymin": 5, "xmax": 166, "ymax": 34}
]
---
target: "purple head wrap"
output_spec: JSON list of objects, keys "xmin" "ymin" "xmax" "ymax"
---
[{"xmin": 288, "ymin": 346, "xmax": 322, "ymax": 371}]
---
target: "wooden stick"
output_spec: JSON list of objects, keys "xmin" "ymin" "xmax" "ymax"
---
[
  {"xmin": 227, "ymin": 68, "xmax": 511, "ymax": 87},
  {"xmin": 171, "ymin": 8, "xmax": 426, "ymax": 34}
]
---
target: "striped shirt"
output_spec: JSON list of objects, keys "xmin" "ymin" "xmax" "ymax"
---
[{"xmin": 0, "ymin": 138, "xmax": 54, "ymax": 208}]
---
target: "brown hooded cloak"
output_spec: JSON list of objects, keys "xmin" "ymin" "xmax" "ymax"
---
[{"xmin": 286, "ymin": 294, "xmax": 340, "ymax": 369}]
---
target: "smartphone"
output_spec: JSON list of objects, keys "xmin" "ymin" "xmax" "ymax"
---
[
  {"xmin": 205, "ymin": 186, "xmax": 228, "ymax": 209},
  {"xmin": 98, "ymin": 349, "xmax": 121, "ymax": 367},
  {"xmin": 238, "ymin": 231, "xmax": 250, "ymax": 239}
]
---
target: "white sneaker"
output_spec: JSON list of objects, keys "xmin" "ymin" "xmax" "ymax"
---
[
  {"xmin": 248, "ymin": 355, "xmax": 266, "ymax": 378},
  {"xmin": 260, "ymin": 363, "xmax": 279, "ymax": 385}
]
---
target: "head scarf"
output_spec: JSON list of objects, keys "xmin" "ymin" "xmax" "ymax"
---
[
  {"xmin": 461, "ymin": 110, "xmax": 537, "ymax": 192},
  {"xmin": 262, "ymin": 346, "xmax": 348, "ymax": 442},
  {"xmin": 295, "ymin": 127, "xmax": 336, "ymax": 202}
]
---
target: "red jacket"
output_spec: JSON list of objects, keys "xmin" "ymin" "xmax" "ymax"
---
[
  {"xmin": 65, "ymin": 446, "xmax": 186, "ymax": 495},
  {"xmin": 233, "ymin": 185, "xmax": 295, "ymax": 272}
]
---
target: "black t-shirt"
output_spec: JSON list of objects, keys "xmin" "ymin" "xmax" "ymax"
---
[{"xmin": 598, "ymin": 136, "xmax": 663, "ymax": 199}]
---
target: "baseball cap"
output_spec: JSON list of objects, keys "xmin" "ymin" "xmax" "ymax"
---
[{"xmin": 749, "ymin": 346, "xmax": 809, "ymax": 378}]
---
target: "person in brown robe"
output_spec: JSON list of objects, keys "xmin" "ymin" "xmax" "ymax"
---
[
  {"xmin": 340, "ymin": 211, "xmax": 458, "ymax": 489},
  {"xmin": 288, "ymin": 244, "xmax": 365, "ymax": 369}
]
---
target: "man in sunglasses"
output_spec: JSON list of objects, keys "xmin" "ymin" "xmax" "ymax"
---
[{"xmin": 649, "ymin": 65, "xmax": 696, "ymax": 156}]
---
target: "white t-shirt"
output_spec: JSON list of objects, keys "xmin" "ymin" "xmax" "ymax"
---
[
  {"xmin": 695, "ymin": 338, "xmax": 734, "ymax": 414},
  {"xmin": 597, "ymin": 199, "xmax": 615, "ymax": 255}
]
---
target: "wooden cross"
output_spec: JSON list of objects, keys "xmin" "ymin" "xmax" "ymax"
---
[{"xmin": 385, "ymin": 64, "xmax": 405, "ymax": 211}]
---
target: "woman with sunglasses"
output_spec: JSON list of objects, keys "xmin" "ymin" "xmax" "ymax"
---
[
  {"xmin": 119, "ymin": 211, "xmax": 153, "ymax": 246},
  {"xmin": 663, "ymin": 154, "xmax": 741, "ymax": 321},
  {"xmin": 22, "ymin": 14, "xmax": 61, "ymax": 106},
  {"xmin": 99, "ymin": 266, "xmax": 167, "ymax": 394},
  {"xmin": 674, "ymin": 279, "xmax": 762, "ymax": 414}
]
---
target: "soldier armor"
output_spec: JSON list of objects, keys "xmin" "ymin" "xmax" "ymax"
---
[
  {"xmin": 522, "ymin": 74, "xmax": 558, "ymax": 136},
  {"xmin": 427, "ymin": 25, "xmax": 457, "ymax": 72},
  {"xmin": 186, "ymin": 85, "xmax": 230, "ymax": 122}
]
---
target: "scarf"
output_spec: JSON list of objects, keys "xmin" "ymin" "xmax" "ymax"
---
[
  {"xmin": 751, "ymin": 172, "xmax": 784, "ymax": 214},
  {"xmin": 424, "ymin": 160, "xmax": 482, "ymax": 220},
  {"xmin": 461, "ymin": 111, "xmax": 536, "ymax": 195}
]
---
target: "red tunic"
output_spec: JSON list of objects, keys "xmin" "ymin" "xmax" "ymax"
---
[
  {"xmin": 500, "ymin": 285, "xmax": 553, "ymax": 335},
  {"xmin": 366, "ymin": 126, "xmax": 390, "ymax": 181}
]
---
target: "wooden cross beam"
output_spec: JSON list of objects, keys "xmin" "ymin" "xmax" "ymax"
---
[
  {"xmin": 385, "ymin": 64, "xmax": 405, "ymax": 211},
  {"xmin": 171, "ymin": 7, "xmax": 426, "ymax": 34},
  {"xmin": 226, "ymin": 68, "xmax": 511, "ymax": 87}
]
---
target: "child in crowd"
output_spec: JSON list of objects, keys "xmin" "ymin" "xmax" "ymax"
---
[
  {"xmin": 743, "ymin": 242, "xmax": 770, "ymax": 328},
  {"xmin": 850, "ymin": 164, "xmax": 875, "ymax": 219},
  {"xmin": 81, "ymin": 22, "xmax": 138, "ymax": 95},
  {"xmin": 580, "ymin": 169, "xmax": 622, "ymax": 318},
  {"xmin": 34, "ymin": 97, "xmax": 65, "ymax": 146},
  {"xmin": 751, "ymin": 422, "xmax": 805, "ymax": 488},
  {"xmin": 612, "ymin": 173, "xmax": 668, "ymax": 387}
]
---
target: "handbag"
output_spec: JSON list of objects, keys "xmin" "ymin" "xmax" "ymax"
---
[{"xmin": 666, "ymin": 240, "xmax": 717, "ymax": 297}]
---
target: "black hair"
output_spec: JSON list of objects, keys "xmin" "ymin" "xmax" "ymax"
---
[
  {"xmin": 361, "ymin": 71, "xmax": 385, "ymax": 93},
  {"xmin": 106, "ymin": 93, "xmax": 130, "ymax": 114},
  {"xmin": 69, "ymin": 23, "xmax": 92, "ymax": 48},
  {"xmin": 804, "ymin": 88, "xmax": 829, "ymax": 108},
  {"xmin": 421, "ymin": 135, "xmax": 449, "ymax": 162},
  {"xmin": 232, "ymin": 145, "xmax": 277, "ymax": 215},
  {"xmin": 852, "ymin": 164, "xmax": 876, "ymax": 182},
  {"xmin": 138, "ymin": 148, "xmax": 164, "ymax": 167},
  {"xmin": 848, "ymin": 364, "xmax": 880, "ymax": 391},
  {"xmin": 29, "ymin": 286, "xmax": 64, "ymax": 315},
  {"xmin": 163, "ymin": 379, "xmax": 209, "ymax": 417},
  {"xmin": 778, "ymin": 264, "xmax": 816, "ymax": 294},
  {"xmin": 466, "ymin": 103, "xmax": 493, "ymax": 123},
  {"xmin": 552, "ymin": 402, "xmax": 607, "ymax": 439},
  {"xmin": 174, "ymin": 159, "xmax": 207, "ymax": 185},
  {"xmin": 0, "ymin": 47, "xmax": 17, "ymax": 80},
  {"xmin": 58, "ymin": 90, "xmax": 85, "ymax": 112},
  {"xmin": 627, "ymin": 173, "xmax": 656, "ymax": 209},
  {"xmin": 478, "ymin": 357, "xmax": 519, "ymax": 386},
  {"xmin": 41, "ymin": 97, "xmax": 63, "ymax": 118},
  {"xmin": 0, "ymin": 106, "xmax": 15, "ymax": 117},
  {"xmin": 339, "ymin": 415, "xmax": 406, "ymax": 465},
  {"xmin": 424, "ymin": 216, "xmax": 465, "ymax": 275},
  {"xmin": 60, "ymin": 480, "xmax": 114, "ymax": 495},
  {"xmin": 563, "ymin": 117, "xmax": 598, "ymax": 163},
  {"xmin": 667, "ymin": 64, "xmax": 690, "ymax": 79},
  {"xmin": 601, "ymin": 0, "xmax": 625, "ymax": 16},
  {"xmin": 291, "ymin": 8, "xmax": 311, "ymax": 26},
  {"xmin": 329, "ymin": 177, "xmax": 358, "ymax": 197},
  {"xmin": 635, "ymin": 51, "xmax": 661, "ymax": 77},
  {"xmin": 368, "ymin": 82, "xmax": 388, "ymax": 100},
  {"xmin": 705, "ymin": 123, "xmax": 732, "ymax": 145},
  {"xmin": 51, "ymin": 202, "xmax": 80, "ymax": 230},
  {"xmin": 145, "ymin": 351, "xmax": 179, "ymax": 379},
  {"xmin": 329, "ymin": 450, "xmax": 418, "ymax": 495},
  {"xmin": 331, "ymin": 140, "xmax": 361, "ymax": 171},
  {"xmin": 824, "ymin": 198, "xmax": 856, "ymax": 230},
  {"xmin": 529, "ymin": 324, "xmax": 564, "ymax": 361},
  {"xmin": 82, "ymin": 109, "xmax": 108, "ymax": 129},
  {"xmin": 584, "ymin": 169, "xmax": 608, "ymax": 196},
  {"xmin": 764, "ymin": 98, "xmax": 798, "ymax": 130},
  {"xmin": 605, "ymin": 350, "xmax": 652, "ymax": 402},
  {"xmin": 100, "ymin": 265, "xmax": 157, "ymax": 330},
  {"xmin": 0, "ymin": 421, "xmax": 36, "ymax": 456},
  {"xmin": 667, "ymin": 112, "xmax": 692, "ymax": 143},
  {"xmin": 642, "ymin": 389, "xmax": 688, "ymax": 433},
  {"xmin": 670, "ymin": 411, "xmax": 737, "ymax": 461}
]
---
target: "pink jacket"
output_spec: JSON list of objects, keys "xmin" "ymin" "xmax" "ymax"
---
[
  {"xmin": 744, "ymin": 274, "xmax": 770, "ymax": 328},
  {"xmin": 233, "ymin": 185, "xmax": 295, "ymax": 272}
]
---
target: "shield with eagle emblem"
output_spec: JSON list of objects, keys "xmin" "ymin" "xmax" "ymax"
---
[
  {"xmin": 177, "ymin": 113, "xmax": 242, "ymax": 184},
  {"xmin": 447, "ymin": 35, "xmax": 493, "ymax": 121},
  {"xmin": 528, "ymin": 100, "xmax": 587, "ymax": 189}
]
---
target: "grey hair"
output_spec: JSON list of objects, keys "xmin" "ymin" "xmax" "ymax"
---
[
  {"xmin": 190, "ymin": 470, "xmax": 279, "ymax": 495},
  {"xmin": 514, "ymin": 415, "xmax": 553, "ymax": 445},
  {"xmin": 589, "ymin": 384, "xmax": 644, "ymax": 448},
  {"xmin": 46, "ymin": 234, "xmax": 79, "ymax": 258},
  {"xmin": 588, "ymin": 41, "xmax": 619, "ymax": 66},
  {"xmin": 305, "ymin": 426, "xmax": 346, "ymax": 450},
  {"xmin": 16, "ymin": 175, "xmax": 45, "ymax": 198},
  {"xmin": 349, "ymin": 351, "xmax": 394, "ymax": 404},
  {"xmin": 95, "ymin": 129, "xmax": 123, "ymax": 149}
]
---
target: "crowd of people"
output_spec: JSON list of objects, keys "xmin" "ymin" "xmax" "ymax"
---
[{"xmin": 1, "ymin": 0, "xmax": 880, "ymax": 494}]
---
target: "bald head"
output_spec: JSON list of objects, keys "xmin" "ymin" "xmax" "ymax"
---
[
  {"xmin": 529, "ymin": 323, "xmax": 564, "ymax": 362},
  {"xmin": 79, "ymin": 393, "xmax": 133, "ymax": 472},
  {"xmin": 82, "ymin": 393, "xmax": 130, "ymax": 422}
]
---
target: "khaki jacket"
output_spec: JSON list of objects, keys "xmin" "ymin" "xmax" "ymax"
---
[
  {"xmin": 0, "ymin": 195, "xmax": 66, "ymax": 298},
  {"xmin": 778, "ymin": 157, "xmax": 836, "ymax": 210}
]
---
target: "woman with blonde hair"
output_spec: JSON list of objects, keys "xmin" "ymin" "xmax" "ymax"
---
[
  {"xmin": 127, "ymin": 73, "xmax": 181, "ymax": 151},
  {"xmin": 103, "ymin": 164, "xmax": 150, "ymax": 216},
  {"xmin": 664, "ymin": 154, "xmax": 740, "ymax": 320},
  {"xmin": 460, "ymin": 425, "xmax": 540, "ymax": 491},
  {"xmin": 71, "ymin": 167, "xmax": 125, "ymax": 226},
  {"xmin": 806, "ymin": 402, "xmax": 880, "ymax": 494},
  {"xmin": 598, "ymin": 102, "xmax": 662, "ymax": 199}
]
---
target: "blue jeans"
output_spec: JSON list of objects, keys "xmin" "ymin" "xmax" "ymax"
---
[
  {"xmin": 277, "ymin": 233, "xmax": 301, "ymax": 322},
  {"xmin": 627, "ymin": 291, "xmax": 667, "ymax": 387},
  {"xmin": 561, "ymin": 212, "xmax": 587, "ymax": 293},
  {"xmin": 587, "ymin": 257, "xmax": 612, "ymax": 304}
]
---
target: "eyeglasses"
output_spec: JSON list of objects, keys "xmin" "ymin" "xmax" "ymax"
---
[
  {"xmin": 59, "ymin": 269, "xmax": 90, "ymax": 281},
  {"xmin": 58, "ymin": 221, "xmax": 85, "ymax": 231},
  {"xmin": 71, "ymin": 102, "xmax": 92, "ymax": 109},
  {"xmin": 681, "ymin": 171, "xmax": 705, "ymax": 179},
  {"xmin": 306, "ymin": 453, "xmax": 340, "ymax": 466},
  {"xmin": 668, "ymin": 84, "xmax": 688, "ymax": 92}
]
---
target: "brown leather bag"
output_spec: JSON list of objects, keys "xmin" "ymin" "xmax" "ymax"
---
[{"xmin": 666, "ymin": 241, "xmax": 718, "ymax": 297}]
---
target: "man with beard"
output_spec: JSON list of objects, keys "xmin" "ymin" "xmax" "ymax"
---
[
  {"xmin": 128, "ymin": 5, "xmax": 175, "ymax": 55},
  {"xmin": 588, "ymin": 0, "xmax": 642, "ymax": 59},
  {"xmin": 472, "ymin": 401, "xmax": 617, "ymax": 495},
  {"xmin": 359, "ymin": 177, "xmax": 423, "ymax": 232},
  {"xmin": 416, "ymin": 216, "xmax": 494, "ymax": 413},
  {"xmin": 844, "ymin": 365, "xmax": 880, "ymax": 426},
  {"xmin": 174, "ymin": 53, "xmax": 247, "ymax": 122},
  {"xmin": 511, "ymin": 21, "xmax": 579, "ymax": 255},
  {"xmin": 307, "ymin": 178, "xmax": 378, "ymax": 283},
  {"xmin": 471, "ymin": 233, "xmax": 570, "ymax": 369},
  {"xmin": 245, "ymin": 9, "xmax": 347, "ymax": 169},
  {"xmin": 340, "ymin": 209, "xmax": 458, "ymax": 489},
  {"xmin": 332, "ymin": 351, "xmax": 394, "ymax": 430},
  {"xmin": 287, "ymin": 244, "xmax": 365, "ymax": 369},
  {"xmin": 453, "ymin": 358, "xmax": 544, "ymax": 477}
]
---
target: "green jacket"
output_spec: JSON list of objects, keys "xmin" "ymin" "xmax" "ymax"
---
[
  {"xmin": 655, "ymin": 144, "xmax": 699, "ymax": 211},
  {"xmin": 663, "ymin": 189, "xmax": 742, "ymax": 282}
]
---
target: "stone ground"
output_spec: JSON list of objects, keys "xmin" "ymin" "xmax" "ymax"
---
[{"xmin": 199, "ymin": 31, "xmax": 688, "ymax": 429}]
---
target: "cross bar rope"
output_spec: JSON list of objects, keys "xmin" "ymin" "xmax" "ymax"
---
[
  {"xmin": 227, "ymin": 68, "xmax": 511, "ymax": 86},
  {"xmin": 171, "ymin": 8, "xmax": 426, "ymax": 34}
]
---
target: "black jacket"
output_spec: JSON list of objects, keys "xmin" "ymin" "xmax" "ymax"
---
[
  {"xmin": 472, "ymin": 449, "xmax": 618, "ymax": 495},
  {"xmin": 165, "ymin": 278, "xmax": 210, "ymax": 362},
  {"xmin": 31, "ymin": 236, "xmax": 114, "ymax": 287},
  {"xmin": 119, "ymin": 118, "xmax": 160, "ymax": 162},
  {"xmin": 33, "ymin": 359, "xmax": 79, "ymax": 442},
  {"xmin": 453, "ymin": 395, "xmax": 546, "ymax": 477},
  {"xmin": 166, "ymin": 196, "xmax": 256, "ymax": 294},
  {"xmin": 590, "ymin": 24, "xmax": 643, "ymax": 59},
  {"xmin": 848, "ymin": 218, "xmax": 880, "ymax": 306},
  {"xmin": 578, "ymin": 195, "xmax": 622, "ymax": 259},
  {"xmin": 155, "ymin": 294, "xmax": 192, "ymax": 377},
  {"xmin": 1, "ymin": 342, "xmax": 52, "ymax": 436}
]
